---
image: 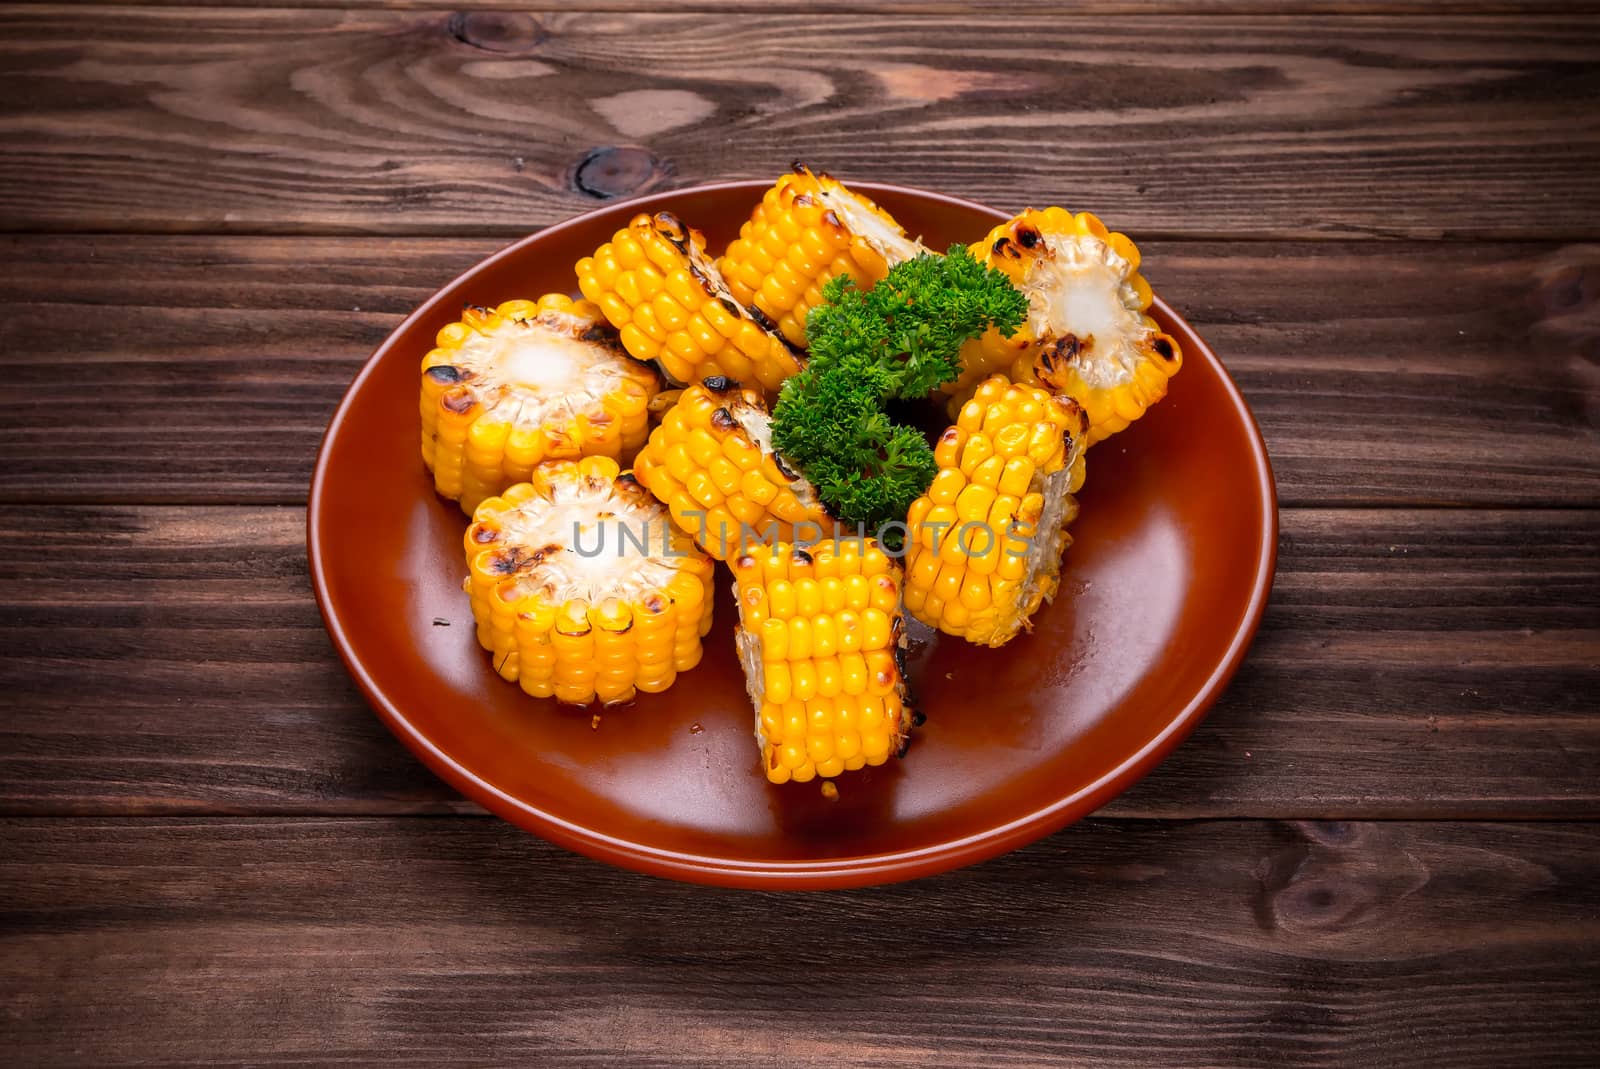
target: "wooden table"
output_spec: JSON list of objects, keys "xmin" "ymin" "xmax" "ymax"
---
[{"xmin": 3, "ymin": 2, "xmax": 1598, "ymax": 1065}]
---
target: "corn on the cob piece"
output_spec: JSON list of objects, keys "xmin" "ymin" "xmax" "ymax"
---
[
  {"xmin": 730, "ymin": 539, "xmax": 913, "ymax": 785},
  {"xmin": 717, "ymin": 165, "xmax": 929, "ymax": 348},
  {"xmin": 949, "ymin": 208, "xmax": 1181, "ymax": 445},
  {"xmin": 576, "ymin": 212, "xmax": 803, "ymax": 396},
  {"xmin": 421, "ymin": 295, "xmax": 663, "ymax": 516},
  {"xmin": 463, "ymin": 456, "xmax": 715, "ymax": 706},
  {"xmin": 633, "ymin": 376, "xmax": 835, "ymax": 561},
  {"xmin": 903, "ymin": 375, "xmax": 1088, "ymax": 647}
]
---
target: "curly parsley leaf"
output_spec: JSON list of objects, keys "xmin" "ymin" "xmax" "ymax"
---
[{"xmin": 770, "ymin": 245, "xmax": 1027, "ymax": 529}]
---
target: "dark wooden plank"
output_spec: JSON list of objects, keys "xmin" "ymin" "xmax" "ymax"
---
[
  {"xmin": 0, "ymin": 504, "xmax": 1594, "ymax": 818},
  {"xmin": 25, "ymin": 0, "xmax": 1600, "ymax": 12},
  {"xmin": 3, "ymin": 236, "xmax": 1597, "ymax": 507},
  {"xmin": 1, "ymin": 9, "xmax": 1597, "ymax": 238},
  {"xmin": 2, "ymin": 817, "xmax": 1597, "ymax": 1067}
]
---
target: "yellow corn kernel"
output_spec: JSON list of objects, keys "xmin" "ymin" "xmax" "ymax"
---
[
  {"xmin": 955, "ymin": 483, "xmax": 997, "ymax": 524},
  {"xmin": 421, "ymin": 295, "xmax": 663, "ymax": 515},
  {"xmin": 998, "ymin": 456, "xmax": 1036, "ymax": 497},
  {"xmin": 927, "ymin": 467, "xmax": 965, "ymax": 505}
]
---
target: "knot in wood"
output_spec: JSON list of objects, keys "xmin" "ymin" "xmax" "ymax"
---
[
  {"xmin": 448, "ymin": 12, "xmax": 546, "ymax": 54},
  {"xmin": 572, "ymin": 147, "xmax": 667, "ymax": 200},
  {"xmin": 1253, "ymin": 822, "xmax": 1429, "ymax": 938}
]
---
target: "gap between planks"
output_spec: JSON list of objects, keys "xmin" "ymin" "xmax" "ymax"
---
[{"xmin": 9, "ymin": 1, "xmax": 1600, "ymax": 12}]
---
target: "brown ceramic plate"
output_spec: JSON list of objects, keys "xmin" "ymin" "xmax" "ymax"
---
[{"xmin": 308, "ymin": 181, "xmax": 1276, "ymax": 889}]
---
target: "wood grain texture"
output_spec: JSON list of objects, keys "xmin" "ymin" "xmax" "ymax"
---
[
  {"xmin": 1, "ymin": 505, "xmax": 1594, "ymax": 818},
  {"xmin": 1, "ymin": 8, "xmax": 1597, "ymax": 238},
  {"xmin": 3, "ymin": 235, "xmax": 1597, "ymax": 507},
  {"xmin": 27, "ymin": 0, "xmax": 1600, "ymax": 12},
  {"xmin": 2, "ymin": 817, "xmax": 1597, "ymax": 1067},
  {"xmin": 0, "ymin": 4, "xmax": 1594, "ymax": 1061}
]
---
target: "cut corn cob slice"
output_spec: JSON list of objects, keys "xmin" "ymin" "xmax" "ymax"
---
[
  {"xmin": 717, "ymin": 164, "xmax": 929, "ymax": 348},
  {"xmin": 731, "ymin": 539, "xmax": 914, "ymax": 785},
  {"xmin": 463, "ymin": 456, "xmax": 715, "ymax": 706},
  {"xmin": 903, "ymin": 375, "xmax": 1088, "ymax": 647},
  {"xmin": 633, "ymin": 376, "xmax": 835, "ymax": 561},
  {"xmin": 421, "ymin": 295, "xmax": 663, "ymax": 515},
  {"xmin": 949, "ymin": 208, "xmax": 1181, "ymax": 445},
  {"xmin": 576, "ymin": 212, "xmax": 804, "ymax": 396}
]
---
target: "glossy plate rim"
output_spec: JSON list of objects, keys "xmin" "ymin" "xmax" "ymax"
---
[{"xmin": 307, "ymin": 180, "xmax": 1279, "ymax": 889}]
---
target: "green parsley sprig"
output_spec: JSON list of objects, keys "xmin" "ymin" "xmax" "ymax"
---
[{"xmin": 770, "ymin": 244, "xmax": 1028, "ymax": 530}]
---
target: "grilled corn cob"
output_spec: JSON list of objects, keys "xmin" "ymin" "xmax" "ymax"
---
[
  {"xmin": 576, "ymin": 212, "xmax": 803, "ymax": 396},
  {"xmin": 463, "ymin": 456, "xmax": 715, "ymax": 705},
  {"xmin": 904, "ymin": 375, "xmax": 1088, "ymax": 647},
  {"xmin": 717, "ymin": 165, "xmax": 928, "ymax": 348},
  {"xmin": 731, "ymin": 539, "xmax": 913, "ymax": 785},
  {"xmin": 633, "ymin": 376, "xmax": 835, "ymax": 561},
  {"xmin": 950, "ymin": 208, "xmax": 1181, "ymax": 444},
  {"xmin": 421, "ymin": 295, "xmax": 663, "ymax": 515}
]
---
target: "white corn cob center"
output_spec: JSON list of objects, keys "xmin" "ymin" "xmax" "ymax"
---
[
  {"xmin": 452, "ymin": 313, "xmax": 638, "ymax": 429},
  {"xmin": 490, "ymin": 479, "xmax": 684, "ymax": 605},
  {"xmin": 1021, "ymin": 233, "xmax": 1151, "ymax": 389}
]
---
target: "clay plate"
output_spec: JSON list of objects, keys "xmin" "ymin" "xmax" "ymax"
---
[{"xmin": 308, "ymin": 181, "xmax": 1277, "ymax": 889}]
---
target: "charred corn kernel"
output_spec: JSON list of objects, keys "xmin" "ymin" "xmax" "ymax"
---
[
  {"xmin": 717, "ymin": 164, "xmax": 929, "ymax": 347},
  {"xmin": 632, "ymin": 377, "xmax": 835, "ymax": 560},
  {"xmin": 421, "ymin": 295, "xmax": 663, "ymax": 515},
  {"xmin": 869, "ymin": 574, "xmax": 899, "ymax": 613},
  {"xmin": 463, "ymin": 457, "xmax": 714, "ymax": 706},
  {"xmin": 577, "ymin": 212, "xmax": 803, "ymax": 396},
  {"xmin": 732, "ymin": 540, "xmax": 914, "ymax": 784},
  {"xmin": 932, "ymin": 426, "xmax": 964, "ymax": 469},
  {"xmin": 947, "ymin": 208, "xmax": 1182, "ymax": 444},
  {"xmin": 903, "ymin": 375, "xmax": 1089, "ymax": 647}
]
